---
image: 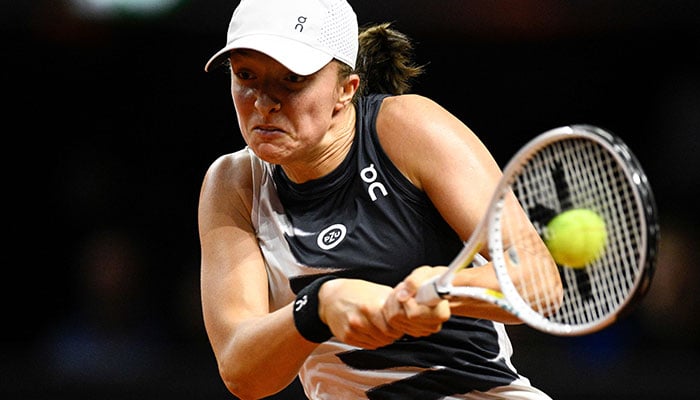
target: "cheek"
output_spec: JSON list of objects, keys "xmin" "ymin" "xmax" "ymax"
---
[
  {"xmin": 292, "ymin": 97, "xmax": 333, "ymax": 134},
  {"xmin": 231, "ymin": 83, "xmax": 251, "ymax": 104},
  {"xmin": 231, "ymin": 87, "xmax": 254, "ymax": 117},
  {"xmin": 230, "ymin": 88, "xmax": 256, "ymax": 140},
  {"xmin": 295, "ymin": 88, "xmax": 338, "ymax": 120}
]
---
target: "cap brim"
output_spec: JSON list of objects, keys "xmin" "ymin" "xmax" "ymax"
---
[{"xmin": 204, "ymin": 34, "xmax": 334, "ymax": 76}]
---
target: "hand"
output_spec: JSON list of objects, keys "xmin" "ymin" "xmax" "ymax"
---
[
  {"xmin": 382, "ymin": 266, "xmax": 451, "ymax": 337},
  {"xmin": 318, "ymin": 279, "xmax": 405, "ymax": 349}
]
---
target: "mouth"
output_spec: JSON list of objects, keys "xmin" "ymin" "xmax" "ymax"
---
[{"xmin": 252, "ymin": 125, "xmax": 284, "ymax": 135}]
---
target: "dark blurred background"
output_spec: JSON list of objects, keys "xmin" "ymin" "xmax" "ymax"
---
[{"xmin": 3, "ymin": 1, "xmax": 699, "ymax": 399}]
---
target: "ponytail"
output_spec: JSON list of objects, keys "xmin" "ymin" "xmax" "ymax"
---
[{"xmin": 353, "ymin": 23, "xmax": 425, "ymax": 98}]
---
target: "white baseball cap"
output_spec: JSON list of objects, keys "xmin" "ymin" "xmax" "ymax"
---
[{"xmin": 204, "ymin": 0, "xmax": 358, "ymax": 75}]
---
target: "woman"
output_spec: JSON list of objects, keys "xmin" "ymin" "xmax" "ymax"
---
[{"xmin": 198, "ymin": 0, "xmax": 560, "ymax": 398}]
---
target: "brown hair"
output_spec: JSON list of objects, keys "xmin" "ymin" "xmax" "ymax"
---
[{"xmin": 350, "ymin": 22, "xmax": 425, "ymax": 99}]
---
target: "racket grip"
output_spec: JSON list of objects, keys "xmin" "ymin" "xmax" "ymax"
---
[{"xmin": 415, "ymin": 277, "xmax": 444, "ymax": 306}]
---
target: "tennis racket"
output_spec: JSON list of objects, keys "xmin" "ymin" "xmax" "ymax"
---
[{"xmin": 415, "ymin": 124, "xmax": 659, "ymax": 336}]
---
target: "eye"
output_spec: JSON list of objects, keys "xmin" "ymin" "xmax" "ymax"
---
[
  {"xmin": 234, "ymin": 70, "xmax": 255, "ymax": 80},
  {"xmin": 285, "ymin": 73, "xmax": 307, "ymax": 84}
]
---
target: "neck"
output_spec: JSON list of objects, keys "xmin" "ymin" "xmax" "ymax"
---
[{"xmin": 282, "ymin": 105, "xmax": 356, "ymax": 183}]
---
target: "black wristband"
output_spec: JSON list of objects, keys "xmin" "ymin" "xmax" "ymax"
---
[{"xmin": 293, "ymin": 275, "xmax": 338, "ymax": 343}]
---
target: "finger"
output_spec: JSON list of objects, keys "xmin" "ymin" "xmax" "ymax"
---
[
  {"xmin": 365, "ymin": 309, "xmax": 404, "ymax": 339},
  {"xmin": 400, "ymin": 267, "xmax": 430, "ymax": 294},
  {"xmin": 344, "ymin": 312, "xmax": 403, "ymax": 347},
  {"xmin": 399, "ymin": 298, "xmax": 450, "ymax": 335},
  {"xmin": 342, "ymin": 326, "xmax": 398, "ymax": 349},
  {"xmin": 389, "ymin": 318, "xmax": 443, "ymax": 337}
]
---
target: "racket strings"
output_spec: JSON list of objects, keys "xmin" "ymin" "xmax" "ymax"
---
[
  {"xmin": 503, "ymin": 163, "xmax": 563, "ymax": 319},
  {"xmin": 506, "ymin": 138, "xmax": 645, "ymax": 329},
  {"xmin": 580, "ymin": 142, "xmax": 642, "ymax": 315}
]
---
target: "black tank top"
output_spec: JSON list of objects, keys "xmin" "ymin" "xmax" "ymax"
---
[{"xmin": 249, "ymin": 94, "xmax": 529, "ymax": 399}]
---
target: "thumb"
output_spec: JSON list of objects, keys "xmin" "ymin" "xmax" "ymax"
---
[{"xmin": 394, "ymin": 282, "xmax": 414, "ymax": 302}]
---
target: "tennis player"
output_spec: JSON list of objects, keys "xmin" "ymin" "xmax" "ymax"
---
[{"xmin": 198, "ymin": 0, "xmax": 558, "ymax": 398}]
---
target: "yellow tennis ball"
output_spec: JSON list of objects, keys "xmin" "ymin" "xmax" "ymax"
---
[{"xmin": 545, "ymin": 208, "xmax": 607, "ymax": 268}]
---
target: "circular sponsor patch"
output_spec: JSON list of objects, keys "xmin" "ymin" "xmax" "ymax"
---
[{"xmin": 317, "ymin": 224, "xmax": 347, "ymax": 250}]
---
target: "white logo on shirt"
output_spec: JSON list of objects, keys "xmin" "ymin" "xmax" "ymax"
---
[
  {"xmin": 360, "ymin": 163, "xmax": 388, "ymax": 201},
  {"xmin": 317, "ymin": 224, "xmax": 347, "ymax": 250}
]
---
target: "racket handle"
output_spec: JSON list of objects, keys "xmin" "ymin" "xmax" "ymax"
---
[
  {"xmin": 415, "ymin": 254, "xmax": 485, "ymax": 306},
  {"xmin": 415, "ymin": 277, "xmax": 444, "ymax": 306}
]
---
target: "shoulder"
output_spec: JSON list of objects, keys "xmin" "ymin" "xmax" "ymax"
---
[
  {"xmin": 374, "ymin": 94, "xmax": 487, "ymax": 188},
  {"xmin": 376, "ymin": 94, "xmax": 454, "ymax": 126},
  {"xmin": 200, "ymin": 148, "xmax": 255, "ymax": 215},
  {"xmin": 203, "ymin": 149, "xmax": 253, "ymax": 187},
  {"xmin": 376, "ymin": 94, "xmax": 473, "ymax": 150}
]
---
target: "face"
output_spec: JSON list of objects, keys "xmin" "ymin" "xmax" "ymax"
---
[{"xmin": 228, "ymin": 49, "xmax": 352, "ymax": 166}]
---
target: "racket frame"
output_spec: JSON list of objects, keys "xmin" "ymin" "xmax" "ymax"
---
[{"xmin": 416, "ymin": 124, "xmax": 658, "ymax": 336}]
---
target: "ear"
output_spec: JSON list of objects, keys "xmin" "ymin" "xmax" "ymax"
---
[{"xmin": 336, "ymin": 74, "xmax": 360, "ymax": 111}]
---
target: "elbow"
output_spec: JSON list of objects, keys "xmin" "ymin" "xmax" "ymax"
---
[
  {"xmin": 219, "ymin": 363, "xmax": 251, "ymax": 399},
  {"xmin": 548, "ymin": 275, "xmax": 564, "ymax": 317},
  {"xmin": 514, "ymin": 250, "xmax": 564, "ymax": 318},
  {"xmin": 541, "ymin": 258, "xmax": 564, "ymax": 317},
  {"xmin": 219, "ymin": 362, "xmax": 289, "ymax": 400},
  {"xmin": 219, "ymin": 364, "xmax": 265, "ymax": 400},
  {"xmin": 223, "ymin": 381, "xmax": 266, "ymax": 400},
  {"xmin": 222, "ymin": 376, "xmax": 272, "ymax": 400}
]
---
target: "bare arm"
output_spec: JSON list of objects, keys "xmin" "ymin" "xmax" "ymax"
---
[
  {"xmin": 377, "ymin": 95, "xmax": 560, "ymax": 324},
  {"xmin": 199, "ymin": 152, "xmax": 317, "ymax": 399}
]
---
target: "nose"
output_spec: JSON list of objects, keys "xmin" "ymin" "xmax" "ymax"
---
[{"xmin": 254, "ymin": 90, "xmax": 281, "ymax": 114}]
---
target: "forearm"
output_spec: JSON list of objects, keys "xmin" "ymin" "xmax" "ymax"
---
[
  {"xmin": 448, "ymin": 262, "xmax": 524, "ymax": 324},
  {"xmin": 449, "ymin": 242, "xmax": 560, "ymax": 324},
  {"xmin": 212, "ymin": 303, "xmax": 317, "ymax": 399}
]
